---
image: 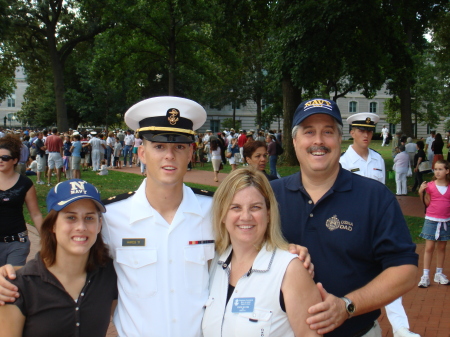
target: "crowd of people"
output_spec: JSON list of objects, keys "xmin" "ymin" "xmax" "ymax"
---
[
  {"xmin": 195, "ymin": 128, "xmax": 283, "ymax": 183},
  {"xmin": 0, "ymin": 96, "xmax": 447, "ymax": 337}
]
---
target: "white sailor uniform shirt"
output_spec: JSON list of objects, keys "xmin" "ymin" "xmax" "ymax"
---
[
  {"xmin": 340, "ymin": 145, "xmax": 386, "ymax": 184},
  {"xmin": 102, "ymin": 180, "xmax": 214, "ymax": 337}
]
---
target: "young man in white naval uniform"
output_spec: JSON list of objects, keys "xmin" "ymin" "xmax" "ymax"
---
[
  {"xmin": 340, "ymin": 112, "xmax": 420, "ymax": 337},
  {"xmin": 102, "ymin": 97, "xmax": 215, "ymax": 337},
  {"xmin": 381, "ymin": 124, "xmax": 389, "ymax": 146},
  {"xmin": 0, "ymin": 97, "xmax": 311, "ymax": 337},
  {"xmin": 340, "ymin": 113, "xmax": 385, "ymax": 184}
]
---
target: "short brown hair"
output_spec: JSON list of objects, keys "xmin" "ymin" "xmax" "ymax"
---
[
  {"xmin": 243, "ymin": 141, "xmax": 267, "ymax": 163},
  {"xmin": 40, "ymin": 209, "xmax": 110, "ymax": 272},
  {"xmin": 0, "ymin": 134, "xmax": 22, "ymax": 167},
  {"xmin": 212, "ymin": 167, "xmax": 288, "ymax": 255}
]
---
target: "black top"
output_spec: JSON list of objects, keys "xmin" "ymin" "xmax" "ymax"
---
[
  {"xmin": 0, "ymin": 175, "xmax": 33, "ymax": 236},
  {"xmin": 432, "ymin": 139, "xmax": 444, "ymax": 155},
  {"xmin": 414, "ymin": 149, "xmax": 426, "ymax": 168},
  {"xmin": 8, "ymin": 253, "xmax": 118, "ymax": 337}
]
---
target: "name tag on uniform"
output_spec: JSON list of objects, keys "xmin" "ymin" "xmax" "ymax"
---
[
  {"xmin": 350, "ymin": 168, "xmax": 360, "ymax": 172},
  {"xmin": 122, "ymin": 238, "xmax": 146, "ymax": 246},
  {"xmin": 373, "ymin": 168, "xmax": 382, "ymax": 171},
  {"xmin": 232, "ymin": 297, "xmax": 255, "ymax": 313}
]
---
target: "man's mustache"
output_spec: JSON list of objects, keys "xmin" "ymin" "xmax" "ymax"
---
[{"xmin": 307, "ymin": 146, "xmax": 331, "ymax": 154}]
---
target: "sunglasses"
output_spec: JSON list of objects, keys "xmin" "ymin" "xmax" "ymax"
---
[{"xmin": 0, "ymin": 155, "xmax": 14, "ymax": 162}]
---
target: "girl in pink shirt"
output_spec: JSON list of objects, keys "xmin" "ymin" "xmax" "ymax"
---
[{"xmin": 418, "ymin": 160, "xmax": 450, "ymax": 287}]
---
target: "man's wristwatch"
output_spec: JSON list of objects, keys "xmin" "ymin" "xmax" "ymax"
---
[{"xmin": 341, "ymin": 297, "xmax": 356, "ymax": 318}]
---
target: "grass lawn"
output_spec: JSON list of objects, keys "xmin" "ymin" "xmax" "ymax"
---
[{"xmin": 25, "ymin": 140, "xmax": 428, "ymax": 244}]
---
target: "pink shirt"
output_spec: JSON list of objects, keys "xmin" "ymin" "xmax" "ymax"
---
[{"xmin": 425, "ymin": 181, "xmax": 450, "ymax": 220}]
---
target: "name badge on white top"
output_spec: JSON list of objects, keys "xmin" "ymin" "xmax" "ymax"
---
[{"xmin": 232, "ymin": 297, "xmax": 255, "ymax": 313}]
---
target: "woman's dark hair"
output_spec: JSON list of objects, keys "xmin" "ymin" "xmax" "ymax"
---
[
  {"xmin": 0, "ymin": 134, "xmax": 22, "ymax": 167},
  {"xmin": 211, "ymin": 139, "xmax": 218, "ymax": 151},
  {"xmin": 416, "ymin": 140, "xmax": 424, "ymax": 150},
  {"xmin": 243, "ymin": 141, "xmax": 267, "ymax": 162},
  {"xmin": 40, "ymin": 209, "xmax": 110, "ymax": 272},
  {"xmin": 435, "ymin": 133, "xmax": 443, "ymax": 143}
]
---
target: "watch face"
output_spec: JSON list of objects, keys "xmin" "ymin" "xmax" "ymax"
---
[{"xmin": 348, "ymin": 303, "xmax": 356, "ymax": 313}]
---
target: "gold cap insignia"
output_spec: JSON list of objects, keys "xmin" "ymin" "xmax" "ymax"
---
[
  {"xmin": 167, "ymin": 108, "xmax": 180, "ymax": 126},
  {"xmin": 365, "ymin": 117, "xmax": 371, "ymax": 124}
]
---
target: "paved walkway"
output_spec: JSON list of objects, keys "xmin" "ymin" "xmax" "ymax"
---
[{"xmin": 25, "ymin": 167, "xmax": 449, "ymax": 337}]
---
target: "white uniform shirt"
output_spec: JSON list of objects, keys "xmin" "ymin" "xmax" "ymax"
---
[
  {"xmin": 203, "ymin": 245, "xmax": 296, "ymax": 337},
  {"xmin": 381, "ymin": 127, "xmax": 389, "ymax": 137},
  {"xmin": 340, "ymin": 145, "xmax": 386, "ymax": 184},
  {"xmin": 102, "ymin": 181, "xmax": 214, "ymax": 337},
  {"xmin": 89, "ymin": 137, "xmax": 102, "ymax": 151}
]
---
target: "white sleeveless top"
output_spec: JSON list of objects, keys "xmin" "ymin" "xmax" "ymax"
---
[{"xmin": 202, "ymin": 244, "xmax": 296, "ymax": 337}]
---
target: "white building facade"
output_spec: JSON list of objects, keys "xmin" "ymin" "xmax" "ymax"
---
[
  {"xmin": 0, "ymin": 67, "xmax": 27, "ymax": 129},
  {"xmin": 201, "ymin": 87, "xmax": 445, "ymax": 139}
]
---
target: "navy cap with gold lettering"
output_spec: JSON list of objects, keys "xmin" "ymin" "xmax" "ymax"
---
[
  {"xmin": 124, "ymin": 96, "xmax": 206, "ymax": 143},
  {"xmin": 347, "ymin": 112, "xmax": 379, "ymax": 131},
  {"xmin": 293, "ymin": 98, "xmax": 342, "ymax": 126}
]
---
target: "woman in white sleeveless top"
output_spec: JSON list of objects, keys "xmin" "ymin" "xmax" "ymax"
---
[{"xmin": 203, "ymin": 168, "xmax": 321, "ymax": 337}]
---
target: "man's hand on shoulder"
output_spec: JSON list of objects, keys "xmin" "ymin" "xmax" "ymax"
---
[
  {"xmin": 288, "ymin": 244, "xmax": 314, "ymax": 277},
  {"xmin": 306, "ymin": 283, "xmax": 348, "ymax": 335},
  {"xmin": 0, "ymin": 265, "xmax": 19, "ymax": 305}
]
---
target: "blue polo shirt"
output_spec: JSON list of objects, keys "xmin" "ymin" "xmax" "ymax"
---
[{"xmin": 271, "ymin": 167, "xmax": 418, "ymax": 337}]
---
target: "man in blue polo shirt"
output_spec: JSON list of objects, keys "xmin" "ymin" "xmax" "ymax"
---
[{"xmin": 271, "ymin": 98, "xmax": 418, "ymax": 337}]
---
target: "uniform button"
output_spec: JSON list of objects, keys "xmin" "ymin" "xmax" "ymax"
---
[
  {"xmin": 253, "ymin": 313, "xmax": 256, "ymax": 317},
  {"xmin": 169, "ymin": 259, "xmax": 173, "ymax": 264},
  {"xmin": 308, "ymin": 200, "xmax": 312, "ymax": 204},
  {"xmin": 309, "ymin": 213, "xmax": 313, "ymax": 217},
  {"xmin": 172, "ymin": 319, "xmax": 176, "ymax": 323},
  {"xmin": 76, "ymin": 323, "xmax": 80, "ymax": 327},
  {"xmin": 134, "ymin": 261, "xmax": 138, "ymax": 265},
  {"xmin": 235, "ymin": 290, "xmax": 238, "ymax": 293},
  {"xmin": 76, "ymin": 307, "xmax": 79, "ymax": 311},
  {"xmin": 81, "ymin": 293, "xmax": 84, "ymax": 296},
  {"xmin": 170, "ymin": 289, "xmax": 175, "ymax": 293}
]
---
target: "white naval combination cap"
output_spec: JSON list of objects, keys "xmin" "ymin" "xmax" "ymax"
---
[
  {"xmin": 347, "ymin": 112, "xmax": 380, "ymax": 131},
  {"xmin": 124, "ymin": 96, "xmax": 207, "ymax": 143}
]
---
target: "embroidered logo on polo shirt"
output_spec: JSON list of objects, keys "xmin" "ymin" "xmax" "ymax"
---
[{"xmin": 326, "ymin": 215, "xmax": 353, "ymax": 232}]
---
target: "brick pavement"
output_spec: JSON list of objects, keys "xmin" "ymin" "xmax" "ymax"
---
[{"xmin": 23, "ymin": 168, "xmax": 450, "ymax": 337}]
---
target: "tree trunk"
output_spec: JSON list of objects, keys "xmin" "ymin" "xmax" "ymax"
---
[
  {"xmin": 255, "ymin": 93, "xmax": 262, "ymax": 130},
  {"xmin": 282, "ymin": 75, "xmax": 302, "ymax": 166},
  {"xmin": 399, "ymin": 86, "xmax": 413, "ymax": 137},
  {"xmin": 47, "ymin": 34, "xmax": 69, "ymax": 131}
]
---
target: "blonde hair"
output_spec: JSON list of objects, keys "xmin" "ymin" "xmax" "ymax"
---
[{"xmin": 212, "ymin": 167, "xmax": 288, "ymax": 255}]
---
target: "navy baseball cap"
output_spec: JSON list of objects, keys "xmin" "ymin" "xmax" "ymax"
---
[
  {"xmin": 46, "ymin": 179, "xmax": 106, "ymax": 213},
  {"xmin": 293, "ymin": 98, "xmax": 342, "ymax": 126}
]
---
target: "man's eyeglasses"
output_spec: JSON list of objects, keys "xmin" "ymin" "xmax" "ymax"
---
[{"xmin": 0, "ymin": 155, "xmax": 14, "ymax": 162}]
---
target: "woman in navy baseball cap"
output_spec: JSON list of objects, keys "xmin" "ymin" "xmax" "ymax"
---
[{"xmin": 0, "ymin": 179, "xmax": 117, "ymax": 337}]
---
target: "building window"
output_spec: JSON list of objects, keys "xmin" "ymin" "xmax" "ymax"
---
[
  {"xmin": 389, "ymin": 123, "xmax": 396, "ymax": 135},
  {"xmin": 210, "ymin": 120, "xmax": 220, "ymax": 133},
  {"xmin": 369, "ymin": 102, "xmax": 377, "ymax": 113},
  {"xmin": 231, "ymin": 102, "xmax": 240, "ymax": 110},
  {"xmin": 7, "ymin": 93, "xmax": 15, "ymax": 108},
  {"xmin": 349, "ymin": 101, "xmax": 357, "ymax": 113}
]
